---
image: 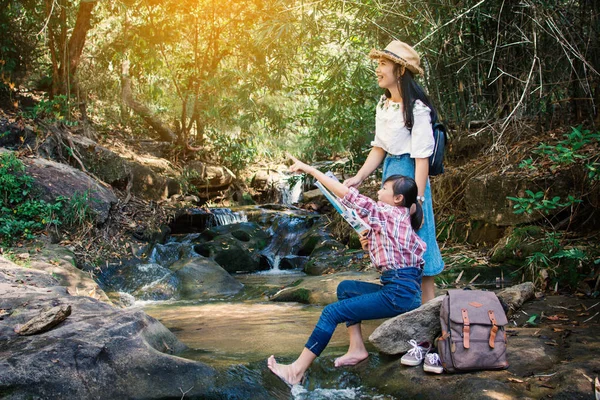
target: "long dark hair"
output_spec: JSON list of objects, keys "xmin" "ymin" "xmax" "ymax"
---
[
  {"xmin": 384, "ymin": 65, "xmax": 437, "ymax": 129},
  {"xmin": 384, "ymin": 174, "xmax": 423, "ymax": 230}
]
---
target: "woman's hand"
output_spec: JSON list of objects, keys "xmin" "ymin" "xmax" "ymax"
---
[{"xmin": 343, "ymin": 175, "xmax": 363, "ymax": 189}]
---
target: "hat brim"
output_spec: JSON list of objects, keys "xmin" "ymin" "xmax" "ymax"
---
[{"xmin": 369, "ymin": 49, "xmax": 424, "ymax": 76}]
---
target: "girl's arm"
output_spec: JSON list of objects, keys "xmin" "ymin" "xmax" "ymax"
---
[
  {"xmin": 288, "ymin": 154, "xmax": 349, "ymax": 198},
  {"xmin": 343, "ymin": 147, "xmax": 386, "ymax": 188},
  {"xmin": 414, "ymin": 158, "xmax": 429, "ymax": 201}
]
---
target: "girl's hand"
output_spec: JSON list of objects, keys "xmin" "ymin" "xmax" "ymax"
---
[
  {"xmin": 359, "ymin": 232, "xmax": 369, "ymax": 251},
  {"xmin": 287, "ymin": 153, "xmax": 312, "ymax": 174},
  {"xmin": 343, "ymin": 175, "xmax": 363, "ymax": 189}
]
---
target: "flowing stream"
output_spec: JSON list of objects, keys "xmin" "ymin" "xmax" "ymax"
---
[
  {"xmin": 102, "ymin": 195, "xmax": 396, "ymax": 398},
  {"xmin": 142, "ymin": 273, "xmax": 391, "ymax": 400}
]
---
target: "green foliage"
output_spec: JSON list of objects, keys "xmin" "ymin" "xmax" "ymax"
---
[
  {"xmin": 0, "ymin": 1, "xmax": 42, "ymax": 91},
  {"xmin": 208, "ymin": 132, "xmax": 257, "ymax": 174},
  {"xmin": 57, "ymin": 191, "xmax": 97, "ymax": 227},
  {"xmin": 508, "ymin": 126, "xmax": 597, "ymax": 217},
  {"xmin": 507, "ymin": 190, "xmax": 581, "ymax": 215},
  {"xmin": 508, "ymin": 126, "xmax": 599, "ymax": 291},
  {"xmin": 177, "ymin": 167, "xmax": 201, "ymax": 196},
  {"xmin": 522, "ymin": 232, "xmax": 590, "ymax": 290},
  {"xmin": 521, "ymin": 127, "xmax": 600, "ymax": 172},
  {"xmin": 0, "ymin": 153, "xmax": 61, "ymax": 245},
  {"xmin": 24, "ymin": 95, "xmax": 77, "ymax": 124}
]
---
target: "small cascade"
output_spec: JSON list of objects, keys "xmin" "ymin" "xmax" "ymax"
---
[
  {"xmin": 279, "ymin": 174, "xmax": 304, "ymax": 206},
  {"xmin": 170, "ymin": 208, "xmax": 247, "ymax": 234},
  {"xmin": 259, "ymin": 214, "xmax": 310, "ymax": 272},
  {"xmin": 211, "ymin": 208, "xmax": 248, "ymax": 226}
]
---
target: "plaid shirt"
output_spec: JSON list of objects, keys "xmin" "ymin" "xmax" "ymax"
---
[{"xmin": 341, "ymin": 188, "xmax": 426, "ymax": 272}]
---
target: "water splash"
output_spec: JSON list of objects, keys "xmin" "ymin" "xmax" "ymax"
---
[
  {"xmin": 260, "ymin": 215, "xmax": 309, "ymax": 271},
  {"xmin": 280, "ymin": 174, "xmax": 304, "ymax": 205}
]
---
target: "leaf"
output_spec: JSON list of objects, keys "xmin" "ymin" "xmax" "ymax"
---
[{"xmin": 525, "ymin": 314, "xmax": 538, "ymax": 326}]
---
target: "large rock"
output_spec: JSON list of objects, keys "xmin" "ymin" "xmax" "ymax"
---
[
  {"xmin": 0, "ymin": 255, "xmax": 274, "ymax": 399},
  {"xmin": 464, "ymin": 169, "xmax": 579, "ymax": 226},
  {"xmin": 194, "ymin": 222, "xmax": 270, "ymax": 274},
  {"xmin": 368, "ymin": 295, "xmax": 445, "ymax": 354},
  {"xmin": 98, "ymin": 262, "xmax": 180, "ymax": 301},
  {"xmin": 496, "ymin": 282, "xmax": 536, "ymax": 316},
  {"xmin": 490, "ymin": 226, "xmax": 546, "ymax": 265},
  {"xmin": 24, "ymin": 156, "xmax": 117, "ymax": 224},
  {"xmin": 369, "ymin": 282, "xmax": 535, "ymax": 354},
  {"xmin": 170, "ymin": 256, "xmax": 244, "ymax": 299},
  {"xmin": 186, "ymin": 160, "xmax": 236, "ymax": 192},
  {"xmin": 270, "ymin": 271, "xmax": 380, "ymax": 305},
  {"xmin": 27, "ymin": 244, "xmax": 111, "ymax": 303}
]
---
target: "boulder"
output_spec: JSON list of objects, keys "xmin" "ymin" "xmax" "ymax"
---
[
  {"xmin": 302, "ymin": 238, "xmax": 348, "ymax": 276},
  {"xmin": 170, "ymin": 257, "xmax": 244, "ymax": 299},
  {"xmin": 24, "ymin": 157, "xmax": 117, "ymax": 224},
  {"xmin": 27, "ymin": 244, "xmax": 111, "ymax": 303},
  {"xmin": 186, "ymin": 160, "xmax": 236, "ymax": 193},
  {"xmin": 270, "ymin": 271, "xmax": 380, "ymax": 305},
  {"xmin": 369, "ymin": 282, "xmax": 535, "ymax": 354},
  {"xmin": 490, "ymin": 226, "xmax": 547, "ymax": 265},
  {"xmin": 39, "ymin": 134, "xmax": 179, "ymax": 201},
  {"xmin": 99, "ymin": 262, "xmax": 180, "ymax": 301},
  {"xmin": 194, "ymin": 222, "xmax": 270, "ymax": 274},
  {"xmin": 464, "ymin": 169, "xmax": 579, "ymax": 226},
  {"xmin": 0, "ymin": 255, "xmax": 275, "ymax": 399},
  {"xmin": 368, "ymin": 295, "xmax": 444, "ymax": 355}
]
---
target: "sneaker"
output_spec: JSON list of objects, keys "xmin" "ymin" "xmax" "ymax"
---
[
  {"xmin": 423, "ymin": 352, "xmax": 444, "ymax": 374},
  {"xmin": 400, "ymin": 340, "xmax": 432, "ymax": 366}
]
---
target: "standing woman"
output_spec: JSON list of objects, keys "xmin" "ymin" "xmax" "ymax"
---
[{"xmin": 344, "ymin": 40, "xmax": 444, "ymax": 302}]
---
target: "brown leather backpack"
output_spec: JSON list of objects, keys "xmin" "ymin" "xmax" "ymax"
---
[{"xmin": 437, "ymin": 289, "xmax": 509, "ymax": 373}]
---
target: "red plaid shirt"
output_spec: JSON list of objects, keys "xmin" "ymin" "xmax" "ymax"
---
[{"xmin": 341, "ymin": 188, "xmax": 426, "ymax": 272}]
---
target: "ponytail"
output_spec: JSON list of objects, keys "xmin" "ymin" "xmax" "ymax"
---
[
  {"xmin": 409, "ymin": 201, "xmax": 424, "ymax": 231},
  {"xmin": 384, "ymin": 174, "xmax": 423, "ymax": 230}
]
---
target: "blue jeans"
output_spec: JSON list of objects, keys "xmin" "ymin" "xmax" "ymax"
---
[
  {"xmin": 383, "ymin": 154, "xmax": 445, "ymax": 276},
  {"xmin": 305, "ymin": 268, "xmax": 422, "ymax": 356}
]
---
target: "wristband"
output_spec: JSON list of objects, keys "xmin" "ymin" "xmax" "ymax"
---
[{"xmin": 417, "ymin": 195, "xmax": 425, "ymax": 203}]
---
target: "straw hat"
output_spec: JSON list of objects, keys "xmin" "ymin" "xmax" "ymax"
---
[{"xmin": 369, "ymin": 40, "xmax": 424, "ymax": 76}]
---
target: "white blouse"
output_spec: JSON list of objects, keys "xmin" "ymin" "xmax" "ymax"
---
[{"xmin": 371, "ymin": 96, "xmax": 434, "ymax": 158}]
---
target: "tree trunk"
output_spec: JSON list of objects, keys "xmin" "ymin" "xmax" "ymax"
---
[
  {"xmin": 67, "ymin": 0, "xmax": 96, "ymax": 77},
  {"xmin": 121, "ymin": 60, "xmax": 178, "ymax": 143},
  {"xmin": 46, "ymin": 0, "xmax": 97, "ymax": 97}
]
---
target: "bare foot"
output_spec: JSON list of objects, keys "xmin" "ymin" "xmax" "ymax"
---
[
  {"xmin": 267, "ymin": 355, "xmax": 304, "ymax": 386},
  {"xmin": 334, "ymin": 350, "xmax": 369, "ymax": 367}
]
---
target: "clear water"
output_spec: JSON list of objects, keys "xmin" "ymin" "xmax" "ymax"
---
[{"xmin": 143, "ymin": 273, "xmax": 395, "ymax": 399}]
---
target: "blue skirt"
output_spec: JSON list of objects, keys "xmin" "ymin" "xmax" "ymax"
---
[{"xmin": 382, "ymin": 154, "xmax": 445, "ymax": 276}]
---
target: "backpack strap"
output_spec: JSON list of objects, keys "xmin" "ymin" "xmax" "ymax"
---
[
  {"xmin": 461, "ymin": 309, "xmax": 470, "ymax": 349},
  {"xmin": 488, "ymin": 310, "xmax": 498, "ymax": 349}
]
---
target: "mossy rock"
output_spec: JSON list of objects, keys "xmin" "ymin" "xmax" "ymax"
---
[
  {"xmin": 490, "ymin": 226, "xmax": 546, "ymax": 265},
  {"xmin": 270, "ymin": 288, "xmax": 311, "ymax": 304}
]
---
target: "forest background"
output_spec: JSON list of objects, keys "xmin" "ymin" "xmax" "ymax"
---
[{"xmin": 1, "ymin": 0, "xmax": 599, "ymax": 292}]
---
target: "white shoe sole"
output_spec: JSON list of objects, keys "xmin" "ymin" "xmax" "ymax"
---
[
  {"xmin": 423, "ymin": 364, "xmax": 444, "ymax": 374},
  {"xmin": 401, "ymin": 358, "xmax": 423, "ymax": 366}
]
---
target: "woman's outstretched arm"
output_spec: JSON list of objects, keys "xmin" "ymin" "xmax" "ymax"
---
[{"xmin": 343, "ymin": 147, "xmax": 386, "ymax": 188}]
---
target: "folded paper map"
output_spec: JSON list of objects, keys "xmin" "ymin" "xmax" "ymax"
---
[{"xmin": 314, "ymin": 172, "xmax": 371, "ymax": 235}]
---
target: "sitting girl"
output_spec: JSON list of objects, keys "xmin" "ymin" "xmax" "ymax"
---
[{"xmin": 267, "ymin": 154, "xmax": 426, "ymax": 386}]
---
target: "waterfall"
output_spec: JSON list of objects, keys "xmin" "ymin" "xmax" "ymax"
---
[
  {"xmin": 259, "ymin": 215, "xmax": 308, "ymax": 272},
  {"xmin": 279, "ymin": 174, "xmax": 303, "ymax": 205},
  {"xmin": 210, "ymin": 208, "xmax": 248, "ymax": 226},
  {"xmin": 170, "ymin": 208, "xmax": 248, "ymax": 234}
]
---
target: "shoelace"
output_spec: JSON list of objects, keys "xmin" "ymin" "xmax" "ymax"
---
[
  {"xmin": 406, "ymin": 339, "xmax": 427, "ymax": 360},
  {"xmin": 426, "ymin": 352, "xmax": 441, "ymax": 365}
]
